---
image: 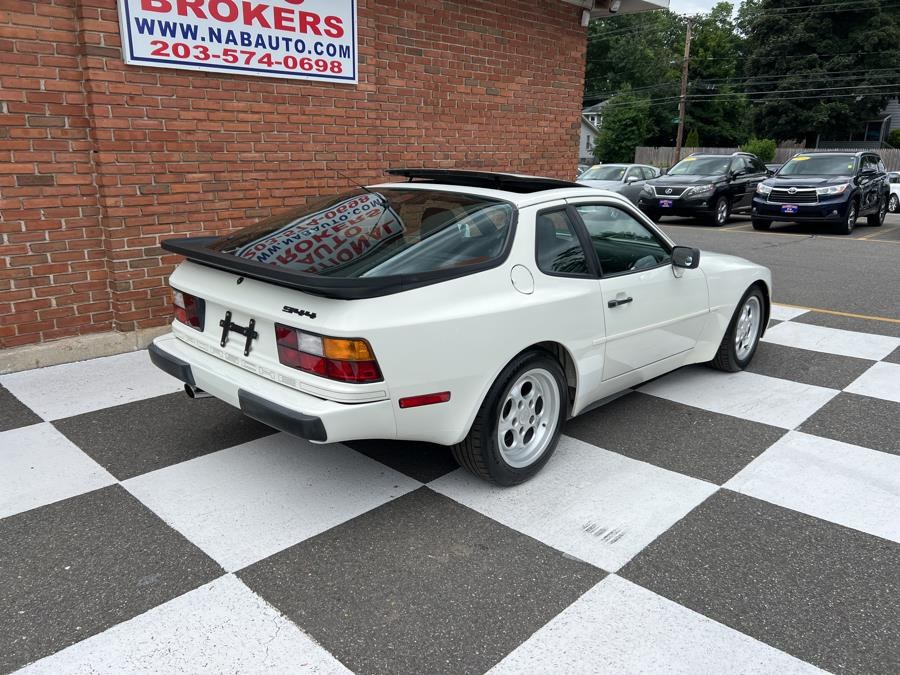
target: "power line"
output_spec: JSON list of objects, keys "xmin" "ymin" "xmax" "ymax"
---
[
  {"xmin": 596, "ymin": 87, "xmax": 900, "ymax": 110},
  {"xmin": 584, "ymin": 68, "xmax": 900, "ymax": 100}
]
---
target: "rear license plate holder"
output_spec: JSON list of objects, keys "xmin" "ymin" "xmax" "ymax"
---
[
  {"xmin": 659, "ymin": 199, "xmax": 673, "ymax": 208},
  {"xmin": 219, "ymin": 311, "xmax": 259, "ymax": 356},
  {"xmin": 781, "ymin": 204, "xmax": 799, "ymax": 214}
]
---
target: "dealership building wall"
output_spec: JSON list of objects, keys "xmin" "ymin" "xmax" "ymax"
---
[{"xmin": 0, "ymin": 0, "xmax": 587, "ymax": 366}]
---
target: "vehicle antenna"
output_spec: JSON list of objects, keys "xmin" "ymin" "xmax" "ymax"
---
[{"xmin": 335, "ymin": 167, "xmax": 378, "ymax": 196}]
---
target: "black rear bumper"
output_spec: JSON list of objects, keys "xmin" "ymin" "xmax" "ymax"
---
[
  {"xmin": 148, "ymin": 340, "xmax": 327, "ymax": 442},
  {"xmin": 238, "ymin": 390, "xmax": 327, "ymax": 442},
  {"xmin": 148, "ymin": 341, "xmax": 195, "ymax": 386}
]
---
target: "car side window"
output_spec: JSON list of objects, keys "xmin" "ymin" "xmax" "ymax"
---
[
  {"xmin": 535, "ymin": 209, "xmax": 590, "ymax": 277},
  {"xmin": 641, "ymin": 166, "xmax": 656, "ymax": 180},
  {"xmin": 862, "ymin": 155, "xmax": 879, "ymax": 173},
  {"xmin": 751, "ymin": 157, "xmax": 767, "ymax": 174},
  {"xmin": 575, "ymin": 205, "xmax": 671, "ymax": 276}
]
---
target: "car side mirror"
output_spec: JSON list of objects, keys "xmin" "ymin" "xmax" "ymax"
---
[
  {"xmin": 672, "ymin": 246, "xmax": 700, "ymax": 269},
  {"xmin": 626, "ymin": 175, "xmax": 640, "ymax": 183}
]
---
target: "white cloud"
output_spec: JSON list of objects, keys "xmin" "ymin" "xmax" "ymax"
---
[{"xmin": 666, "ymin": 0, "xmax": 725, "ymax": 15}]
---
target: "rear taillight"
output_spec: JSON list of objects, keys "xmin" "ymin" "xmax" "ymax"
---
[
  {"xmin": 275, "ymin": 323, "xmax": 382, "ymax": 384},
  {"xmin": 173, "ymin": 289, "xmax": 204, "ymax": 331}
]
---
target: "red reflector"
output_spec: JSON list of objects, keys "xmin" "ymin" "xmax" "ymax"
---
[
  {"xmin": 300, "ymin": 352, "xmax": 328, "ymax": 377},
  {"xmin": 399, "ymin": 392, "xmax": 451, "ymax": 409}
]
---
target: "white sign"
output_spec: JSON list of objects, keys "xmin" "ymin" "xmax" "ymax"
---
[{"xmin": 117, "ymin": 0, "xmax": 357, "ymax": 84}]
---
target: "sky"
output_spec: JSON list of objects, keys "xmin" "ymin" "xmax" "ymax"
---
[{"xmin": 666, "ymin": 0, "xmax": 726, "ymax": 15}]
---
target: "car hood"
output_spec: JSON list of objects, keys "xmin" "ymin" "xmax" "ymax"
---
[
  {"xmin": 765, "ymin": 175, "xmax": 852, "ymax": 188},
  {"xmin": 651, "ymin": 174, "xmax": 725, "ymax": 186},
  {"xmin": 577, "ymin": 180, "xmax": 624, "ymax": 190}
]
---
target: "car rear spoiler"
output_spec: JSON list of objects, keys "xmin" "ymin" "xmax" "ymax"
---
[{"xmin": 161, "ymin": 236, "xmax": 498, "ymax": 300}]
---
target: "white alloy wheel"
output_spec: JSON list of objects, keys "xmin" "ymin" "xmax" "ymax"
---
[
  {"xmin": 889, "ymin": 194, "xmax": 899, "ymax": 213},
  {"xmin": 734, "ymin": 295, "xmax": 762, "ymax": 361},
  {"xmin": 496, "ymin": 368, "xmax": 561, "ymax": 468}
]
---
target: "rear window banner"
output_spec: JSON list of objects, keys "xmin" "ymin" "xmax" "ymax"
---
[
  {"xmin": 117, "ymin": 0, "xmax": 358, "ymax": 83},
  {"xmin": 235, "ymin": 193, "xmax": 405, "ymax": 273}
]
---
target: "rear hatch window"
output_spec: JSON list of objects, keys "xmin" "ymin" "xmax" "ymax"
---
[
  {"xmin": 164, "ymin": 188, "xmax": 515, "ymax": 298},
  {"xmin": 213, "ymin": 189, "xmax": 513, "ymax": 276}
]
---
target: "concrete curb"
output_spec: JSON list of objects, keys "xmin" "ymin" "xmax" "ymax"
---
[{"xmin": 0, "ymin": 326, "xmax": 171, "ymax": 374}]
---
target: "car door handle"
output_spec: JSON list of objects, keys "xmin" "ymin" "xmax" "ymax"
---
[{"xmin": 608, "ymin": 296, "xmax": 633, "ymax": 308}]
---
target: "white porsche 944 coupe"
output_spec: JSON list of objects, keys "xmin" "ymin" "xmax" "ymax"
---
[{"xmin": 151, "ymin": 169, "xmax": 772, "ymax": 485}]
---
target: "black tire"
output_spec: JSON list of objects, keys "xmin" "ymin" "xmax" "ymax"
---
[
  {"xmin": 837, "ymin": 199, "xmax": 858, "ymax": 235},
  {"xmin": 706, "ymin": 196, "xmax": 730, "ymax": 227},
  {"xmin": 751, "ymin": 218, "xmax": 771, "ymax": 231},
  {"xmin": 709, "ymin": 286, "xmax": 766, "ymax": 372},
  {"xmin": 889, "ymin": 194, "xmax": 899, "ymax": 214},
  {"xmin": 867, "ymin": 195, "xmax": 887, "ymax": 227},
  {"xmin": 451, "ymin": 350, "xmax": 567, "ymax": 486}
]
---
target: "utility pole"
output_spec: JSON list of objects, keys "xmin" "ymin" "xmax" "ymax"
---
[{"xmin": 673, "ymin": 18, "xmax": 692, "ymax": 164}]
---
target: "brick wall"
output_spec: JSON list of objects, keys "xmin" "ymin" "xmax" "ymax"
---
[{"xmin": 1, "ymin": 0, "xmax": 586, "ymax": 349}]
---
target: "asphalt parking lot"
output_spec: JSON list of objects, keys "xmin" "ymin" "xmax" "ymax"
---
[{"xmin": 2, "ymin": 218, "xmax": 899, "ymax": 674}]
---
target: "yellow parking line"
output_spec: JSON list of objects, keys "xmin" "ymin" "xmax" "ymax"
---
[{"xmin": 777, "ymin": 303, "xmax": 900, "ymax": 325}]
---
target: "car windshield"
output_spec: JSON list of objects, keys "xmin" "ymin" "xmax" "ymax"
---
[
  {"xmin": 779, "ymin": 155, "xmax": 856, "ymax": 176},
  {"xmin": 210, "ymin": 188, "xmax": 514, "ymax": 278},
  {"xmin": 666, "ymin": 157, "xmax": 731, "ymax": 176},
  {"xmin": 580, "ymin": 165, "xmax": 627, "ymax": 181}
]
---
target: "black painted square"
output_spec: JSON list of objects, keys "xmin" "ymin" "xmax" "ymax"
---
[
  {"xmin": 240, "ymin": 488, "xmax": 605, "ymax": 675},
  {"xmin": 346, "ymin": 439, "xmax": 458, "ymax": 483},
  {"xmin": 799, "ymin": 392, "xmax": 900, "ymax": 456},
  {"xmin": 54, "ymin": 392, "xmax": 277, "ymax": 480},
  {"xmin": 0, "ymin": 485, "xmax": 221, "ymax": 673},
  {"xmin": 565, "ymin": 391, "xmax": 784, "ymax": 484},
  {"xmin": 621, "ymin": 490, "xmax": 900, "ymax": 674},
  {"xmin": 0, "ymin": 385, "xmax": 42, "ymax": 433}
]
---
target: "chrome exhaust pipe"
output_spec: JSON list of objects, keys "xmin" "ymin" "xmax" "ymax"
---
[{"xmin": 184, "ymin": 383, "xmax": 212, "ymax": 399}]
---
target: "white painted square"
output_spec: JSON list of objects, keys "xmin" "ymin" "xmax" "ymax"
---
[
  {"xmin": 762, "ymin": 321, "xmax": 900, "ymax": 361},
  {"xmin": 726, "ymin": 432, "xmax": 900, "ymax": 543},
  {"xmin": 0, "ymin": 423, "xmax": 116, "ymax": 519},
  {"xmin": 124, "ymin": 433, "xmax": 420, "ymax": 572},
  {"xmin": 18, "ymin": 574, "xmax": 352, "ymax": 674},
  {"xmin": 640, "ymin": 367, "xmax": 838, "ymax": 429},
  {"xmin": 0, "ymin": 350, "xmax": 183, "ymax": 421},
  {"xmin": 845, "ymin": 361, "xmax": 900, "ymax": 404},
  {"xmin": 488, "ymin": 575, "xmax": 826, "ymax": 675},
  {"xmin": 769, "ymin": 304, "xmax": 810, "ymax": 322},
  {"xmin": 431, "ymin": 436, "xmax": 717, "ymax": 572}
]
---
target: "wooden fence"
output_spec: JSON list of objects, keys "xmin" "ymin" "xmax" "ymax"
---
[{"xmin": 635, "ymin": 146, "xmax": 900, "ymax": 171}]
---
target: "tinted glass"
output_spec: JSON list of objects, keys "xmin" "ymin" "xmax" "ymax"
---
[
  {"xmin": 625, "ymin": 167, "xmax": 642, "ymax": 181},
  {"xmin": 575, "ymin": 205, "xmax": 671, "ymax": 276},
  {"xmin": 780, "ymin": 155, "xmax": 856, "ymax": 176},
  {"xmin": 580, "ymin": 165, "xmax": 628, "ymax": 181},
  {"xmin": 211, "ymin": 189, "xmax": 513, "ymax": 278},
  {"xmin": 641, "ymin": 166, "xmax": 657, "ymax": 180},
  {"xmin": 535, "ymin": 210, "xmax": 590, "ymax": 276},
  {"xmin": 667, "ymin": 156, "xmax": 731, "ymax": 176},
  {"xmin": 751, "ymin": 157, "xmax": 767, "ymax": 173}
]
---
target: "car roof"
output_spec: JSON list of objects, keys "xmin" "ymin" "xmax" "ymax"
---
[{"xmin": 368, "ymin": 180, "xmax": 634, "ymax": 209}]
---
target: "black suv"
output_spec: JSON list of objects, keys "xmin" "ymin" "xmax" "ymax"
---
[
  {"xmin": 637, "ymin": 152, "xmax": 768, "ymax": 226},
  {"xmin": 752, "ymin": 152, "xmax": 889, "ymax": 234}
]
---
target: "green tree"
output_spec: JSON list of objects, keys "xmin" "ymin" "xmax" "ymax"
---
[
  {"xmin": 686, "ymin": 129, "xmax": 700, "ymax": 147},
  {"xmin": 593, "ymin": 91, "xmax": 652, "ymax": 162},
  {"xmin": 682, "ymin": 3, "xmax": 750, "ymax": 146},
  {"xmin": 584, "ymin": 3, "xmax": 749, "ymax": 148},
  {"xmin": 738, "ymin": 0, "xmax": 900, "ymax": 143},
  {"xmin": 740, "ymin": 138, "xmax": 777, "ymax": 162}
]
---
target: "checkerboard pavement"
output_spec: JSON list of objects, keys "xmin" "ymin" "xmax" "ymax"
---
[{"xmin": 2, "ymin": 305, "xmax": 899, "ymax": 674}]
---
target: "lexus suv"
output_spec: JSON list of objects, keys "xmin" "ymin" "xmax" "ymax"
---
[
  {"xmin": 637, "ymin": 152, "xmax": 769, "ymax": 226},
  {"xmin": 752, "ymin": 152, "xmax": 889, "ymax": 234}
]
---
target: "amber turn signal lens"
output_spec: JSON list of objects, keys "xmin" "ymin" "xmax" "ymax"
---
[{"xmin": 323, "ymin": 337, "xmax": 375, "ymax": 362}]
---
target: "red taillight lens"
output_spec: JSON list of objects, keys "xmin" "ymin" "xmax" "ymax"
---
[
  {"xmin": 173, "ymin": 289, "xmax": 204, "ymax": 331},
  {"xmin": 275, "ymin": 323, "xmax": 382, "ymax": 384}
]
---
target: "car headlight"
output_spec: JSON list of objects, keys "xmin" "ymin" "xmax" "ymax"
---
[
  {"xmin": 756, "ymin": 183, "xmax": 772, "ymax": 195},
  {"xmin": 685, "ymin": 184, "xmax": 714, "ymax": 198},
  {"xmin": 641, "ymin": 184, "xmax": 655, "ymax": 196},
  {"xmin": 816, "ymin": 183, "xmax": 850, "ymax": 196}
]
